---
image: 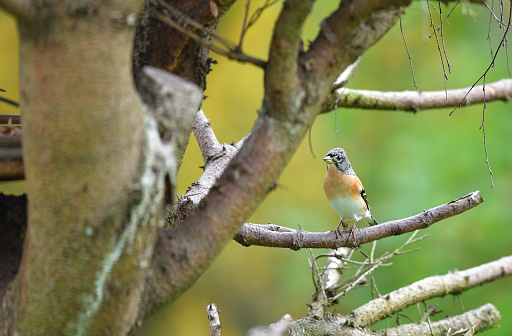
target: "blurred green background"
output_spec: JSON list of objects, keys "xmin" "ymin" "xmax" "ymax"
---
[{"xmin": 1, "ymin": 1, "xmax": 511, "ymax": 335}]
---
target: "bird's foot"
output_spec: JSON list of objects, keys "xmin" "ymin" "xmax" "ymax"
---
[
  {"xmin": 334, "ymin": 220, "xmax": 349, "ymax": 239},
  {"xmin": 345, "ymin": 225, "xmax": 360, "ymax": 248}
]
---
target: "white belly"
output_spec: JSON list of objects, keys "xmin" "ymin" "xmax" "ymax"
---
[{"xmin": 328, "ymin": 196, "xmax": 370, "ymax": 222}]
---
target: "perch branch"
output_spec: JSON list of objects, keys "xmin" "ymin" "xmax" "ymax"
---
[
  {"xmin": 234, "ymin": 191, "xmax": 482, "ymax": 249},
  {"xmin": 321, "ymin": 78, "xmax": 512, "ymax": 113},
  {"xmin": 349, "ymin": 255, "xmax": 512, "ymax": 327}
]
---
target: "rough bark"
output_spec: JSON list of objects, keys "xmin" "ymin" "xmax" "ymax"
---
[
  {"xmin": 12, "ymin": 1, "xmax": 155, "ymax": 335},
  {"xmin": 132, "ymin": 0, "xmax": 238, "ymax": 89}
]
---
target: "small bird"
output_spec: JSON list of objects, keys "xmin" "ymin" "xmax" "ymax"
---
[{"xmin": 323, "ymin": 148, "xmax": 377, "ymax": 235}]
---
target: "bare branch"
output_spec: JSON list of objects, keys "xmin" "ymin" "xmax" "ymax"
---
[
  {"xmin": 289, "ymin": 303, "xmax": 500, "ymax": 336},
  {"xmin": 0, "ymin": 96, "xmax": 19, "ymax": 107},
  {"xmin": 321, "ymin": 79, "xmax": 512, "ymax": 113},
  {"xmin": 349, "ymin": 255, "xmax": 512, "ymax": 327},
  {"xmin": 234, "ymin": 191, "xmax": 483, "ymax": 249},
  {"xmin": 175, "ymin": 110, "xmax": 248, "ymax": 208},
  {"xmin": 194, "ymin": 110, "xmax": 221, "ymax": 161},
  {"xmin": 450, "ymin": 2, "xmax": 512, "ymax": 115},
  {"xmin": 148, "ymin": 0, "xmax": 267, "ymax": 68},
  {"xmin": 375, "ymin": 304, "xmax": 500, "ymax": 335}
]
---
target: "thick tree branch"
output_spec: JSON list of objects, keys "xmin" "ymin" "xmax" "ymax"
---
[
  {"xmin": 11, "ymin": 2, "xmax": 169, "ymax": 335},
  {"xmin": 300, "ymin": 0, "xmax": 410, "ymax": 100},
  {"xmin": 143, "ymin": 0, "xmax": 413, "ymax": 320},
  {"xmin": 350, "ymin": 255, "xmax": 512, "ymax": 327},
  {"xmin": 264, "ymin": 0, "xmax": 314, "ymax": 119},
  {"xmin": 234, "ymin": 191, "xmax": 483, "ymax": 249},
  {"xmin": 321, "ymin": 78, "xmax": 512, "ymax": 113}
]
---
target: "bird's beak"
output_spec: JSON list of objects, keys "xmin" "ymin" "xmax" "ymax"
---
[{"xmin": 323, "ymin": 156, "xmax": 333, "ymax": 164}]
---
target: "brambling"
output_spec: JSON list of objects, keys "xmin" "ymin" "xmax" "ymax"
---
[{"xmin": 323, "ymin": 148, "xmax": 377, "ymax": 235}]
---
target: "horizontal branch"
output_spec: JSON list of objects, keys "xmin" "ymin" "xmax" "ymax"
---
[
  {"xmin": 234, "ymin": 191, "xmax": 483, "ymax": 249},
  {"xmin": 349, "ymin": 255, "xmax": 512, "ymax": 327},
  {"xmin": 0, "ymin": 133, "xmax": 23, "ymax": 181},
  {"xmin": 289, "ymin": 303, "xmax": 499, "ymax": 336},
  {"xmin": 0, "ymin": 115, "xmax": 20, "ymax": 124},
  {"xmin": 321, "ymin": 79, "xmax": 512, "ymax": 113},
  {"xmin": 375, "ymin": 303, "xmax": 500, "ymax": 335}
]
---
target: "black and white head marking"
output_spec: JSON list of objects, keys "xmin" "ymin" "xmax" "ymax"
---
[{"xmin": 325, "ymin": 148, "xmax": 356, "ymax": 176}]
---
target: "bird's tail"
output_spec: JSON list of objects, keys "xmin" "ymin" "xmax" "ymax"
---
[{"xmin": 368, "ymin": 216, "xmax": 378, "ymax": 226}]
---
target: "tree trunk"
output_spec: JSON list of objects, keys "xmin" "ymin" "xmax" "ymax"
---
[{"xmin": 14, "ymin": 1, "xmax": 157, "ymax": 334}]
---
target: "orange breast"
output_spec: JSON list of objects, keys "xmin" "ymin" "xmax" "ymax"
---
[{"xmin": 323, "ymin": 164, "xmax": 363, "ymax": 199}]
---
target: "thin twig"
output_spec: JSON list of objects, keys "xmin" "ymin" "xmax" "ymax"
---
[
  {"xmin": 245, "ymin": 0, "xmax": 281, "ymax": 31},
  {"xmin": 486, "ymin": 2, "xmax": 505, "ymax": 26},
  {"xmin": 480, "ymin": 74, "xmax": 494, "ymax": 188},
  {"xmin": 0, "ymin": 96, "xmax": 19, "ymax": 107},
  {"xmin": 487, "ymin": 2, "xmax": 495, "ymax": 60},
  {"xmin": 333, "ymin": 57, "xmax": 362, "ymax": 136},
  {"xmin": 438, "ymin": 1, "xmax": 452, "ymax": 74},
  {"xmin": 427, "ymin": 1, "xmax": 448, "ymax": 101},
  {"xmin": 450, "ymin": 2, "xmax": 512, "ymax": 115},
  {"xmin": 400, "ymin": 16, "xmax": 418, "ymax": 90},
  {"xmin": 238, "ymin": 0, "xmax": 251, "ymax": 49},
  {"xmin": 309, "ymin": 248, "xmax": 328, "ymax": 310},
  {"xmin": 330, "ymin": 231, "xmax": 423, "ymax": 302},
  {"xmin": 150, "ymin": 0, "xmax": 267, "ymax": 68}
]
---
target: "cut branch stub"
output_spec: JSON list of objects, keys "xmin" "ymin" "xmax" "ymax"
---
[{"xmin": 137, "ymin": 66, "xmax": 203, "ymax": 171}]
